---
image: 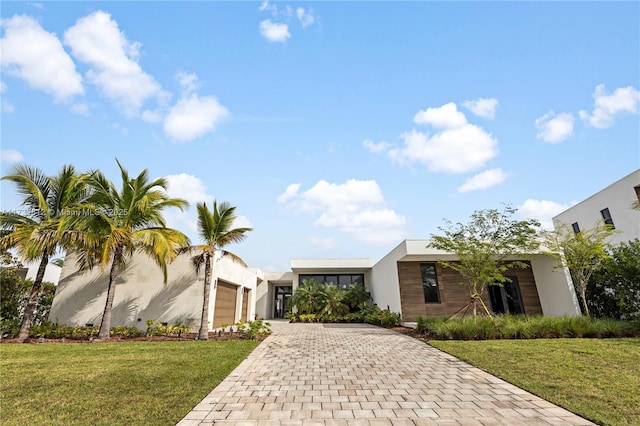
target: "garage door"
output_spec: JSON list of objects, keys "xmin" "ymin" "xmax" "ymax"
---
[
  {"xmin": 241, "ymin": 288, "xmax": 250, "ymax": 322},
  {"xmin": 213, "ymin": 281, "xmax": 237, "ymax": 328}
]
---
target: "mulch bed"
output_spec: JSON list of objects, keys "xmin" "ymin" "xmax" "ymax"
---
[{"xmin": 1, "ymin": 331, "xmax": 269, "ymax": 344}]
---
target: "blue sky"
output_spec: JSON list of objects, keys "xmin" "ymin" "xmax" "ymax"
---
[{"xmin": 1, "ymin": 1, "xmax": 639, "ymax": 272}]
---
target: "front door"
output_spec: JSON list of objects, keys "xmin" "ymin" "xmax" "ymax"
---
[{"xmin": 274, "ymin": 286, "xmax": 292, "ymax": 318}]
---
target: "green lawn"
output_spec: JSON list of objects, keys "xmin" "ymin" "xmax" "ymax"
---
[
  {"xmin": 0, "ymin": 340, "xmax": 259, "ymax": 426},
  {"xmin": 430, "ymin": 338, "xmax": 640, "ymax": 426}
]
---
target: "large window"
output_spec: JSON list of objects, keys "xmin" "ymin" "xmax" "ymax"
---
[
  {"xmin": 420, "ymin": 263, "xmax": 440, "ymax": 304},
  {"xmin": 299, "ymin": 274, "xmax": 364, "ymax": 289},
  {"xmin": 488, "ymin": 277, "xmax": 524, "ymax": 315}
]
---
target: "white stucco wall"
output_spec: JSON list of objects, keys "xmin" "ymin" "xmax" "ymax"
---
[
  {"xmin": 369, "ymin": 242, "xmax": 406, "ymax": 315},
  {"xmin": 49, "ymin": 251, "xmax": 258, "ymax": 331},
  {"xmin": 24, "ymin": 261, "xmax": 62, "ymax": 285},
  {"xmin": 553, "ymin": 169, "xmax": 640, "ymax": 244},
  {"xmin": 529, "ymin": 255, "xmax": 582, "ymax": 316}
]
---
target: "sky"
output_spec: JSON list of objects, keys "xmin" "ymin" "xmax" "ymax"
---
[{"xmin": 1, "ymin": 1, "xmax": 639, "ymax": 272}]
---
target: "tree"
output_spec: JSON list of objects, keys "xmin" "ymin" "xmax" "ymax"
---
[
  {"xmin": 66, "ymin": 160, "xmax": 190, "ymax": 340},
  {"xmin": 344, "ymin": 283, "xmax": 371, "ymax": 312},
  {"xmin": 321, "ymin": 286, "xmax": 349, "ymax": 320},
  {"xmin": 587, "ymin": 240, "xmax": 640, "ymax": 320},
  {"xmin": 544, "ymin": 223, "xmax": 617, "ymax": 317},
  {"xmin": 0, "ymin": 164, "xmax": 88, "ymax": 340},
  {"xmin": 429, "ymin": 205, "xmax": 541, "ymax": 317},
  {"xmin": 290, "ymin": 279, "xmax": 327, "ymax": 315},
  {"xmin": 179, "ymin": 201, "xmax": 252, "ymax": 340}
]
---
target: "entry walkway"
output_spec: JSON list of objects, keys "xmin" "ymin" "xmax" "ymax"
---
[{"xmin": 177, "ymin": 322, "xmax": 594, "ymax": 425}]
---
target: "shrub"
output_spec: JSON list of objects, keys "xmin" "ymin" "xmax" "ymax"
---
[
  {"xmin": 587, "ymin": 239, "xmax": 640, "ymax": 320},
  {"xmin": 298, "ymin": 314, "xmax": 318, "ymax": 323},
  {"xmin": 413, "ymin": 314, "xmax": 639, "ymax": 340},
  {"xmin": 244, "ymin": 319, "xmax": 272, "ymax": 339},
  {"xmin": 363, "ymin": 306, "xmax": 402, "ymax": 327}
]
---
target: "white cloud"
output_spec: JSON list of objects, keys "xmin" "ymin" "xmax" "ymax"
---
[
  {"xmin": 259, "ymin": 19, "xmax": 290, "ymax": 43},
  {"xmin": 1, "ymin": 149, "xmax": 23, "ymax": 163},
  {"xmin": 233, "ymin": 215, "xmax": 253, "ymax": 229},
  {"xmin": 517, "ymin": 199, "xmax": 571, "ymax": 230},
  {"xmin": 277, "ymin": 183, "xmax": 301, "ymax": 203},
  {"xmin": 579, "ymin": 84, "xmax": 640, "ymax": 129},
  {"xmin": 176, "ymin": 71, "xmax": 198, "ymax": 95},
  {"xmin": 362, "ymin": 139, "xmax": 391, "ymax": 154},
  {"xmin": 413, "ymin": 102, "xmax": 467, "ymax": 129},
  {"xmin": 308, "ymin": 236, "xmax": 338, "ymax": 250},
  {"xmin": 163, "ymin": 94, "xmax": 229, "ymax": 142},
  {"xmin": 165, "ymin": 173, "xmax": 211, "ymax": 204},
  {"xmin": 64, "ymin": 10, "xmax": 165, "ymax": 116},
  {"xmin": 389, "ymin": 125, "xmax": 498, "ymax": 174},
  {"xmin": 535, "ymin": 111, "xmax": 574, "ymax": 143},
  {"xmin": 462, "ymin": 98, "xmax": 499, "ymax": 119},
  {"xmin": 258, "ymin": 1, "xmax": 278, "ymax": 15},
  {"xmin": 163, "ymin": 173, "xmax": 213, "ymax": 240},
  {"xmin": 281, "ymin": 179, "xmax": 407, "ymax": 245},
  {"xmin": 296, "ymin": 7, "xmax": 315, "ymax": 28},
  {"xmin": 0, "ymin": 14, "xmax": 83, "ymax": 101},
  {"xmin": 457, "ymin": 168, "xmax": 508, "ymax": 193}
]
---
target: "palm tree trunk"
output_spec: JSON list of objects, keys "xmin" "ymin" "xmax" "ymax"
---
[
  {"xmin": 98, "ymin": 247, "xmax": 122, "ymax": 340},
  {"xmin": 17, "ymin": 252, "xmax": 49, "ymax": 341},
  {"xmin": 199, "ymin": 254, "xmax": 212, "ymax": 340}
]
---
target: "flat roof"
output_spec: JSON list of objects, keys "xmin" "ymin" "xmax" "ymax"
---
[{"xmin": 291, "ymin": 258, "xmax": 375, "ymax": 272}]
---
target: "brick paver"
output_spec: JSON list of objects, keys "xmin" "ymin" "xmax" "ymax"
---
[{"xmin": 177, "ymin": 322, "xmax": 594, "ymax": 425}]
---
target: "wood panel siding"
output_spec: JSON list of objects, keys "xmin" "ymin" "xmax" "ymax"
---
[
  {"xmin": 398, "ymin": 261, "xmax": 543, "ymax": 321},
  {"xmin": 241, "ymin": 288, "xmax": 250, "ymax": 322},
  {"xmin": 213, "ymin": 280, "xmax": 237, "ymax": 328}
]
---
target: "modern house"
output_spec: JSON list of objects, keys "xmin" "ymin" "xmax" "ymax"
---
[
  {"xmin": 552, "ymin": 169, "xmax": 640, "ymax": 244},
  {"xmin": 49, "ymin": 239, "xmax": 581, "ymax": 330},
  {"xmin": 255, "ymin": 240, "xmax": 580, "ymax": 322}
]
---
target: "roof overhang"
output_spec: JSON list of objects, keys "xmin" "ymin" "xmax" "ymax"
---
[{"xmin": 291, "ymin": 258, "xmax": 375, "ymax": 273}]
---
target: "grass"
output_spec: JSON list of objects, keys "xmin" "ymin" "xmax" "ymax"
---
[
  {"xmin": 430, "ymin": 338, "xmax": 640, "ymax": 426},
  {"xmin": 0, "ymin": 340, "xmax": 259, "ymax": 426}
]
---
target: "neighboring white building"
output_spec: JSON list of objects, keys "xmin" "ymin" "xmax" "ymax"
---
[
  {"xmin": 16, "ymin": 261, "xmax": 62, "ymax": 285},
  {"xmin": 552, "ymin": 169, "xmax": 640, "ymax": 244}
]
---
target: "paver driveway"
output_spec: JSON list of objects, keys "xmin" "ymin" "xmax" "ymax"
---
[{"xmin": 177, "ymin": 322, "xmax": 594, "ymax": 425}]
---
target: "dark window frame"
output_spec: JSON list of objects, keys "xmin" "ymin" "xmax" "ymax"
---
[
  {"xmin": 419, "ymin": 263, "xmax": 441, "ymax": 304},
  {"xmin": 571, "ymin": 222, "xmax": 580, "ymax": 234},
  {"xmin": 298, "ymin": 274, "xmax": 365, "ymax": 289},
  {"xmin": 488, "ymin": 276, "xmax": 525, "ymax": 315},
  {"xmin": 600, "ymin": 208, "xmax": 615, "ymax": 228}
]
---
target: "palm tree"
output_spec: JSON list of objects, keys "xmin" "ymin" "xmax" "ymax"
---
[
  {"xmin": 290, "ymin": 279, "xmax": 327, "ymax": 315},
  {"xmin": 66, "ymin": 160, "xmax": 190, "ymax": 340},
  {"xmin": 0, "ymin": 164, "xmax": 89, "ymax": 340},
  {"xmin": 321, "ymin": 285, "xmax": 349, "ymax": 320},
  {"xmin": 344, "ymin": 283, "xmax": 371, "ymax": 312},
  {"xmin": 179, "ymin": 201, "xmax": 252, "ymax": 340}
]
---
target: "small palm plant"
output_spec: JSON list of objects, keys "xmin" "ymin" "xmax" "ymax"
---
[
  {"xmin": 321, "ymin": 285, "xmax": 349, "ymax": 321},
  {"xmin": 290, "ymin": 279, "xmax": 327, "ymax": 315}
]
